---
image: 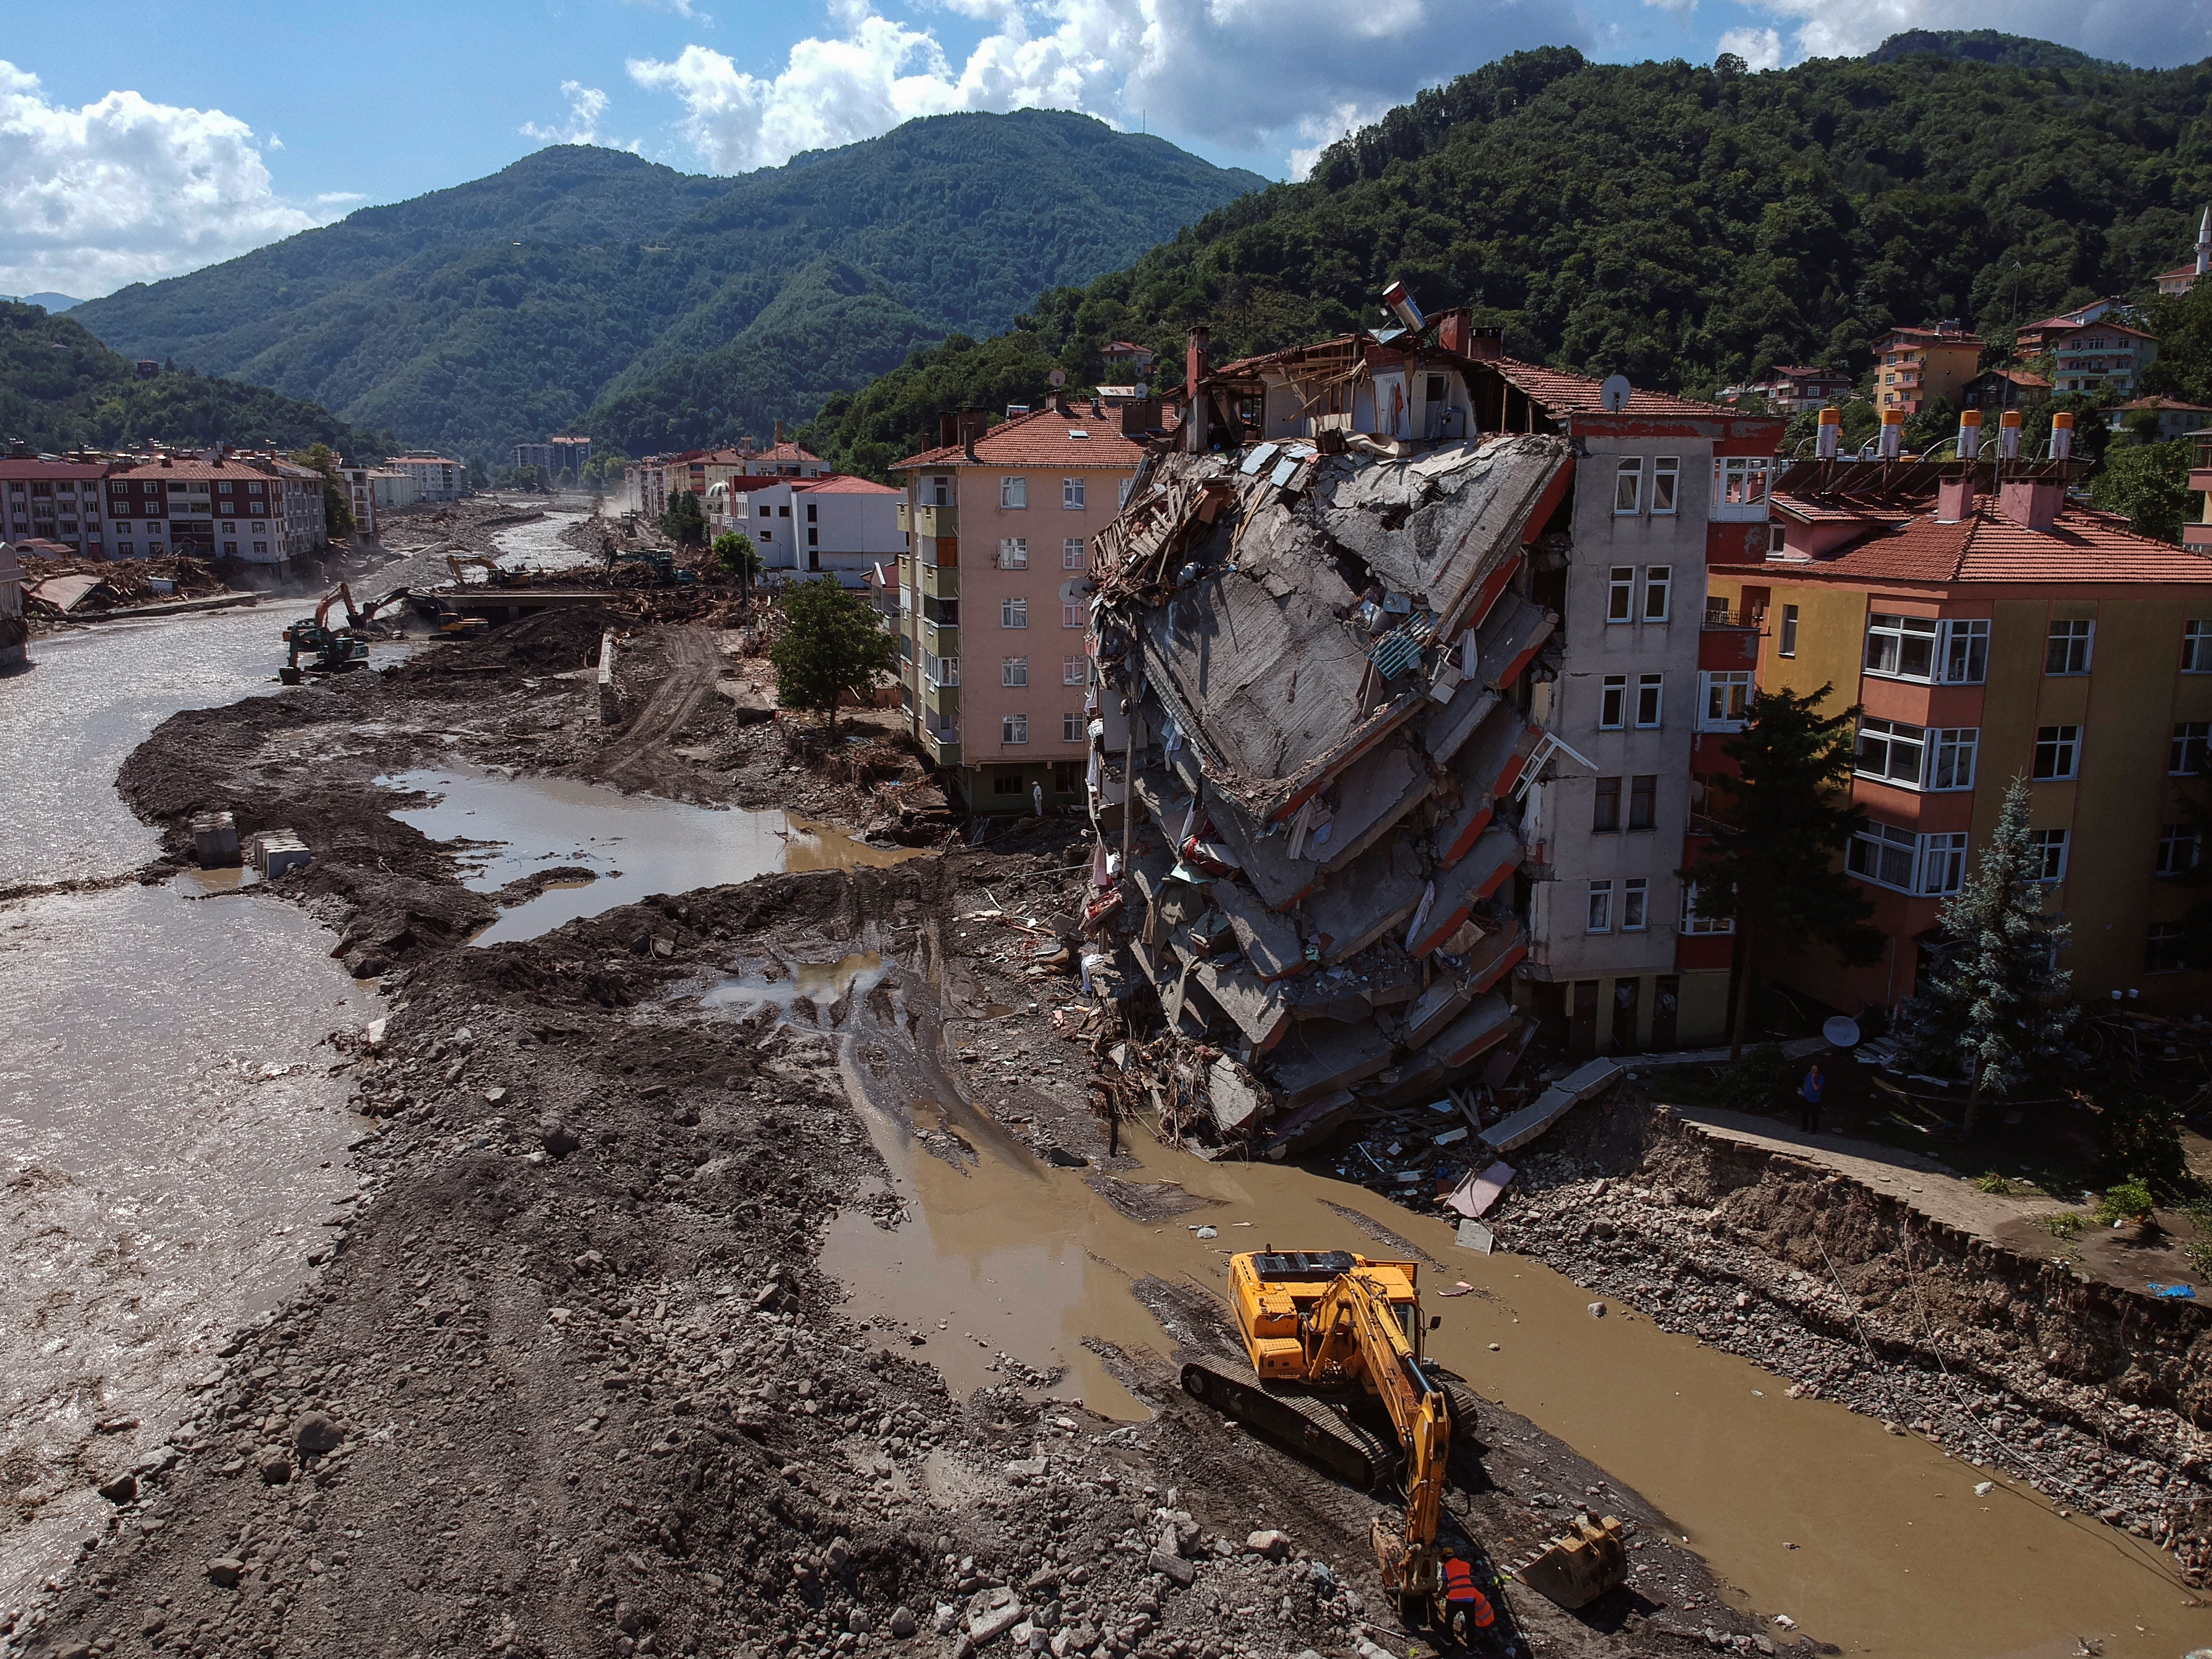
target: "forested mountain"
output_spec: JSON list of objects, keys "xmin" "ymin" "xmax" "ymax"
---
[
  {"xmin": 805, "ymin": 35, "xmax": 2212, "ymax": 477},
  {"xmin": 66, "ymin": 113, "xmax": 1264, "ymax": 462},
  {"xmin": 0, "ymin": 301, "xmax": 387, "ymax": 459}
]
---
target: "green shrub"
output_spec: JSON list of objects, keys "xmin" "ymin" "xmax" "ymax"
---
[
  {"xmin": 2045, "ymin": 1213, "xmax": 2084, "ymax": 1241},
  {"xmin": 1721, "ymin": 1042, "xmax": 1794, "ymax": 1113},
  {"xmin": 2093, "ymin": 1089, "xmax": 2193, "ymax": 1200},
  {"xmin": 1973, "ymin": 1172, "xmax": 2019, "ymax": 1195},
  {"xmin": 2094, "ymin": 1178, "xmax": 2157, "ymax": 1226}
]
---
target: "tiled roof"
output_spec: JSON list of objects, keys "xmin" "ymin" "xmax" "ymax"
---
[
  {"xmin": 1491, "ymin": 357, "xmax": 1751, "ymax": 420},
  {"xmin": 0, "ymin": 459, "xmax": 109, "ymax": 479},
  {"xmin": 892, "ymin": 408, "xmax": 1148, "ymax": 471},
  {"xmin": 2044, "ymin": 320, "xmax": 2158, "ymax": 342},
  {"xmin": 112, "ymin": 458, "xmax": 281, "ymax": 481},
  {"xmin": 1975, "ymin": 368, "xmax": 2050, "ymax": 387},
  {"xmin": 2111, "ymin": 396, "xmax": 2210, "ymax": 412},
  {"xmin": 2157, "ymin": 264, "xmax": 2200, "ymax": 280},
  {"xmin": 796, "ymin": 475, "xmax": 899, "ymax": 494},
  {"xmin": 1872, "ymin": 326, "xmax": 1982, "ymax": 346},
  {"xmin": 1782, "ymin": 503, "xmax": 2212, "ymax": 585}
]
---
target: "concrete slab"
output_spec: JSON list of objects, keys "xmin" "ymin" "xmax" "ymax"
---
[
  {"xmin": 1404, "ymin": 975, "xmax": 1476, "ymax": 1049},
  {"xmin": 1304, "ymin": 843, "xmax": 1428, "ymax": 964},
  {"xmin": 1208, "ymin": 1058, "xmax": 1268, "ymax": 1135},
  {"xmin": 1455, "ymin": 709, "xmax": 1542, "ymax": 803},
  {"xmin": 1193, "ymin": 962, "xmax": 1292, "ymax": 1053},
  {"xmin": 1424, "ymin": 996, "xmax": 1517, "ymax": 1069},
  {"xmin": 1199, "ymin": 789, "xmax": 1318, "ymax": 913},
  {"xmin": 1264, "ymin": 1020, "xmax": 1397, "ymax": 1108},
  {"xmin": 1315, "ymin": 741, "xmax": 1433, "ymax": 875},
  {"xmin": 1420, "ymin": 686, "xmax": 1502, "ymax": 770},
  {"xmin": 1407, "ymin": 828, "xmax": 1521, "ymax": 958},
  {"xmin": 1257, "ymin": 1090, "xmax": 1360, "ymax": 1160},
  {"xmin": 1483, "ymin": 1058, "xmax": 1623, "ymax": 1153},
  {"xmin": 1429, "ymin": 788, "xmax": 1496, "ymax": 871},
  {"xmin": 1474, "ymin": 595, "xmax": 1555, "ymax": 692},
  {"xmin": 1216, "ymin": 879, "xmax": 1306, "ymax": 981}
]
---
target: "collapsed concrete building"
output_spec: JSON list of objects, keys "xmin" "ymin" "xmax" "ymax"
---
[{"xmin": 1081, "ymin": 299, "xmax": 1784, "ymax": 1152}]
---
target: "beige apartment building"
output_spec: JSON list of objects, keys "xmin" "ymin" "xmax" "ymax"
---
[{"xmin": 893, "ymin": 402, "xmax": 1148, "ymax": 812}]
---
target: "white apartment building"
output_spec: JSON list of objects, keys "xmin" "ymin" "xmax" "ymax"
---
[
  {"xmin": 705, "ymin": 473, "xmax": 902, "ymax": 583},
  {"xmin": 385, "ymin": 455, "xmax": 467, "ymax": 503}
]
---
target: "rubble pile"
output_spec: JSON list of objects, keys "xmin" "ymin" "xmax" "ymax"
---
[{"xmin": 1083, "ymin": 435, "xmax": 1573, "ymax": 1161}]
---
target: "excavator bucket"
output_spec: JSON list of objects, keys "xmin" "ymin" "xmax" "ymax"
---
[{"xmin": 1511, "ymin": 1514, "xmax": 1628, "ymax": 1610}]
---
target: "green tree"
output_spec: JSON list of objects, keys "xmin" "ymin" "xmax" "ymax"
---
[
  {"xmin": 660, "ymin": 488, "xmax": 707, "ymax": 547},
  {"xmin": 768, "ymin": 576, "xmax": 899, "ymax": 743},
  {"xmin": 289, "ymin": 442, "xmax": 355, "ymax": 539},
  {"xmin": 1682, "ymin": 683, "xmax": 1881, "ymax": 1059},
  {"xmin": 712, "ymin": 529, "xmax": 763, "ymax": 596},
  {"xmin": 2090, "ymin": 439, "xmax": 2192, "ymax": 542},
  {"xmin": 1893, "ymin": 777, "xmax": 2078, "ymax": 1133}
]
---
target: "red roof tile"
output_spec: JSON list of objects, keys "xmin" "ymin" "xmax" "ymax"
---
[
  {"xmin": 892, "ymin": 408, "xmax": 1148, "ymax": 472},
  {"xmin": 1780, "ymin": 503, "xmax": 2212, "ymax": 585},
  {"xmin": 1491, "ymin": 357, "xmax": 1747, "ymax": 420},
  {"xmin": 111, "ymin": 457, "xmax": 283, "ymax": 481},
  {"xmin": 2043, "ymin": 320, "xmax": 2158, "ymax": 343},
  {"xmin": 0, "ymin": 459, "xmax": 110, "ymax": 479},
  {"xmin": 795, "ymin": 475, "xmax": 899, "ymax": 494},
  {"xmin": 2110, "ymin": 396, "xmax": 2211, "ymax": 412}
]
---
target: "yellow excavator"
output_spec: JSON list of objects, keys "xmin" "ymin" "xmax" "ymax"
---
[
  {"xmin": 1181, "ymin": 1249, "xmax": 1627, "ymax": 1631},
  {"xmin": 446, "ymin": 553, "xmax": 525, "ymax": 588}
]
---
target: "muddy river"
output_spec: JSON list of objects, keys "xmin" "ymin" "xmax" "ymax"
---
[{"xmin": 802, "ymin": 949, "xmax": 2210, "ymax": 1659}]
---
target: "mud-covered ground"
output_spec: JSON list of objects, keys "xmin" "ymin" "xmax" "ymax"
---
[{"xmin": 4, "ymin": 613, "xmax": 1772, "ymax": 1659}]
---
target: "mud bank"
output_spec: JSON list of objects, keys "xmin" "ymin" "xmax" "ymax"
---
[{"xmin": 1484, "ymin": 1096, "xmax": 2212, "ymax": 1578}]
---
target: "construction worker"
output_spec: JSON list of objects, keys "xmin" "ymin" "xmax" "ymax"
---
[{"xmin": 1441, "ymin": 1556, "xmax": 1497, "ymax": 1646}]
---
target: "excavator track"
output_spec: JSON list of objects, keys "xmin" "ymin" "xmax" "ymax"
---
[{"xmin": 1180, "ymin": 1360, "xmax": 1398, "ymax": 1491}]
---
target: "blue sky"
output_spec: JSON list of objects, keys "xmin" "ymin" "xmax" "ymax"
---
[{"xmin": 2, "ymin": 0, "xmax": 2205, "ymax": 300}]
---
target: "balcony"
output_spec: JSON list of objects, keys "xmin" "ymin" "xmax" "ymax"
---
[
  {"xmin": 921, "ymin": 683, "xmax": 961, "ymax": 722},
  {"xmin": 913, "ymin": 504, "xmax": 957, "ymax": 539},
  {"xmin": 921, "ymin": 563, "xmax": 958, "ymax": 600},
  {"xmin": 923, "ymin": 726, "xmax": 961, "ymax": 768},
  {"xmin": 896, "ymin": 502, "xmax": 909, "ymax": 534},
  {"xmin": 921, "ymin": 621, "xmax": 959, "ymax": 658}
]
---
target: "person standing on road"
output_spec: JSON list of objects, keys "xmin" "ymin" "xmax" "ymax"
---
[{"xmin": 1799, "ymin": 1060, "xmax": 1826, "ymax": 1133}]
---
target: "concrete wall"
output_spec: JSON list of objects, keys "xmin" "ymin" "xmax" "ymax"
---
[{"xmin": 0, "ymin": 541, "xmax": 24, "ymax": 672}]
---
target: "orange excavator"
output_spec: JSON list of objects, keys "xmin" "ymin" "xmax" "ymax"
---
[{"xmin": 1181, "ymin": 1249, "xmax": 1626, "ymax": 1631}]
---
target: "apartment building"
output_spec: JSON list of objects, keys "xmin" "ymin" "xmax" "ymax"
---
[
  {"xmin": 707, "ymin": 473, "xmax": 901, "ymax": 582},
  {"xmin": 515, "ymin": 435, "xmax": 592, "ymax": 480},
  {"xmin": 892, "ymin": 402, "xmax": 1147, "ymax": 812},
  {"xmin": 2104, "ymin": 396, "xmax": 2212, "ymax": 443},
  {"xmin": 1, "ymin": 457, "xmax": 110, "ymax": 555},
  {"xmin": 1870, "ymin": 323, "xmax": 1982, "ymax": 414},
  {"xmin": 622, "ymin": 440, "xmax": 828, "ymax": 523},
  {"xmin": 2040, "ymin": 319, "xmax": 2159, "ymax": 399},
  {"xmin": 337, "ymin": 459, "xmax": 378, "ymax": 538},
  {"xmin": 1712, "ymin": 454, "xmax": 2212, "ymax": 1016},
  {"xmin": 385, "ymin": 454, "xmax": 468, "ymax": 503},
  {"xmin": 105, "ymin": 453, "xmax": 326, "ymax": 563},
  {"xmin": 1724, "ymin": 365, "xmax": 1854, "ymax": 413},
  {"xmin": 1959, "ymin": 368, "xmax": 2050, "ymax": 412}
]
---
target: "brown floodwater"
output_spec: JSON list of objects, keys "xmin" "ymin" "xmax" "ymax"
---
[{"xmin": 808, "ymin": 949, "xmax": 2211, "ymax": 1659}]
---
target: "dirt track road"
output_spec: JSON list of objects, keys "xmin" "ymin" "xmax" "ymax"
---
[{"xmin": 584, "ymin": 624, "xmax": 723, "ymax": 794}]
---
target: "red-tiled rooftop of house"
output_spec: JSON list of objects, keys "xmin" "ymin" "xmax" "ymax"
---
[
  {"xmin": 2046, "ymin": 319, "xmax": 2159, "ymax": 342},
  {"xmin": 892, "ymin": 408, "xmax": 1150, "ymax": 470},
  {"xmin": 795, "ymin": 475, "xmax": 899, "ymax": 494},
  {"xmin": 0, "ymin": 458, "xmax": 109, "ymax": 479},
  {"xmin": 1491, "ymin": 358, "xmax": 1750, "ymax": 420},
  {"xmin": 1783, "ymin": 502, "xmax": 2212, "ymax": 585},
  {"xmin": 111, "ymin": 457, "xmax": 286, "ymax": 481},
  {"xmin": 2110, "ymin": 395, "xmax": 2212, "ymax": 413}
]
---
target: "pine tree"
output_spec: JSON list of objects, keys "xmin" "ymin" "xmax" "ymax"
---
[
  {"xmin": 768, "ymin": 576, "xmax": 899, "ymax": 744},
  {"xmin": 1895, "ymin": 776, "xmax": 2078, "ymax": 1133},
  {"xmin": 1681, "ymin": 684, "xmax": 1882, "ymax": 1059},
  {"xmin": 660, "ymin": 489, "xmax": 706, "ymax": 549},
  {"xmin": 712, "ymin": 530, "xmax": 762, "ymax": 599}
]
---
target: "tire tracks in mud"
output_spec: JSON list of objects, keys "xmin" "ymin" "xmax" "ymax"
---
[{"xmin": 581, "ymin": 623, "xmax": 722, "ymax": 794}]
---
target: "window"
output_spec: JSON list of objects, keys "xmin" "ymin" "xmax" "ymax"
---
[
  {"xmin": 1634, "ymin": 674, "xmax": 1664, "ymax": 728},
  {"xmin": 1001, "ymin": 477, "xmax": 1027, "ymax": 509},
  {"xmin": 929, "ymin": 474, "xmax": 952, "ymax": 506},
  {"xmin": 1613, "ymin": 458, "xmax": 1643, "ymax": 515},
  {"xmin": 2158, "ymin": 824, "xmax": 2203, "ymax": 876},
  {"xmin": 1001, "ymin": 597, "xmax": 1029, "ymax": 629},
  {"xmin": 1700, "ymin": 671, "xmax": 1752, "ymax": 731},
  {"xmin": 1930, "ymin": 727, "xmax": 1978, "ymax": 791},
  {"xmin": 778, "ymin": 505, "xmax": 790, "ymax": 517},
  {"xmin": 1941, "ymin": 619, "xmax": 1989, "ymax": 683},
  {"xmin": 1593, "ymin": 777, "xmax": 1620, "ymax": 832},
  {"xmin": 923, "ymin": 653, "xmax": 959, "ymax": 688},
  {"xmin": 807, "ymin": 530, "xmax": 818, "ymax": 547},
  {"xmin": 1622, "ymin": 879, "xmax": 1650, "ymax": 931},
  {"xmin": 1585, "ymin": 881, "xmax": 1614, "ymax": 933},
  {"xmin": 2146, "ymin": 923, "xmax": 2186, "ymax": 975},
  {"xmin": 1063, "ymin": 537, "xmax": 1085, "ymax": 569},
  {"xmin": 759, "ymin": 505, "xmax": 770, "ymax": 517},
  {"xmin": 1001, "ymin": 657, "xmax": 1029, "ymax": 688},
  {"xmin": 1865, "ymin": 613, "xmax": 1938, "ymax": 680},
  {"xmin": 1628, "ymin": 774, "xmax": 1657, "ymax": 831},
  {"xmin": 1063, "ymin": 655, "xmax": 1086, "ymax": 686},
  {"xmin": 1682, "ymin": 882, "xmax": 1734, "ymax": 934},
  {"xmin": 1651, "ymin": 458, "xmax": 1679, "ymax": 514},
  {"xmin": 1062, "ymin": 602, "xmax": 1083, "ymax": 628},
  {"xmin": 1642, "ymin": 566, "xmax": 1672, "ymax": 622},
  {"xmin": 1599, "ymin": 676, "xmax": 1627, "ymax": 729},
  {"xmin": 1058, "ymin": 712, "xmax": 1081, "ymax": 743},
  {"xmin": 2034, "ymin": 725, "xmax": 2082, "ymax": 780},
  {"xmin": 1002, "ymin": 714, "xmax": 1030, "ymax": 745},
  {"xmin": 1714, "ymin": 457, "xmax": 1773, "ymax": 513},
  {"xmin": 993, "ymin": 773, "xmax": 1025, "ymax": 795},
  {"xmin": 2174, "ymin": 721, "xmax": 2211, "ymax": 777},
  {"xmin": 2045, "ymin": 618, "xmax": 2094, "ymax": 676},
  {"xmin": 1607, "ymin": 567, "xmax": 1634, "ymax": 623},
  {"xmin": 2030, "ymin": 829, "xmax": 2070, "ymax": 882},
  {"xmin": 1856, "ymin": 717, "xmax": 1927, "ymax": 787},
  {"xmin": 1920, "ymin": 832, "xmax": 1969, "ymax": 895},
  {"xmin": 2184, "ymin": 620, "xmax": 2212, "ymax": 673},
  {"xmin": 1779, "ymin": 603, "xmax": 1799, "ymax": 658},
  {"xmin": 805, "ymin": 504, "xmax": 817, "ymax": 522},
  {"xmin": 1847, "ymin": 821, "xmax": 1919, "ymax": 890},
  {"xmin": 1063, "ymin": 478, "xmax": 1085, "ymax": 510},
  {"xmin": 999, "ymin": 537, "xmax": 1029, "ymax": 569}
]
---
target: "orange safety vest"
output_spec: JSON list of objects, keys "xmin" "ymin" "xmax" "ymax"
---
[{"xmin": 1442, "ymin": 1559, "xmax": 1496, "ymax": 1626}]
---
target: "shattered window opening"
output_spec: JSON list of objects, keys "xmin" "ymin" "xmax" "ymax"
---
[
  {"xmin": 1599, "ymin": 676, "xmax": 1627, "ymax": 730},
  {"xmin": 1613, "ymin": 458, "xmax": 1643, "ymax": 515}
]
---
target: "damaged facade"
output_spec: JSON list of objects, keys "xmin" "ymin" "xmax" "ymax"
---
[{"xmin": 1078, "ymin": 306, "xmax": 1783, "ymax": 1146}]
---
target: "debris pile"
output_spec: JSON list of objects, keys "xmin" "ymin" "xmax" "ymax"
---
[{"xmin": 1083, "ymin": 433, "xmax": 1576, "ymax": 1154}]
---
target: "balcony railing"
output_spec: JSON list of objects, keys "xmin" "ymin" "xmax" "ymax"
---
[{"xmin": 1702, "ymin": 604, "xmax": 1764, "ymax": 629}]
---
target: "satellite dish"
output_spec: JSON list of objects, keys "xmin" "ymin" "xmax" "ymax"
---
[
  {"xmin": 1048, "ymin": 368, "xmax": 1068, "ymax": 387},
  {"xmin": 1599, "ymin": 375, "xmax": 1632, "ymax": 413},
  {"xmin": 1058, "ymin": 578, "xmax": 1089, "ymax": 606},
  {"xmin": 1822, "ymin": 1015, "xmax": 1862, "ymax": 1048}
]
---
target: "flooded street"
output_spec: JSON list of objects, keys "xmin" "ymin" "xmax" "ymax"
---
[
  {"xmin": 813, "ymin": 949, "xmax": 2212, "ymax": 1659},
  {"xmin": 0, "ymin": 608, "xmax": 402, "ymax": 1621}
]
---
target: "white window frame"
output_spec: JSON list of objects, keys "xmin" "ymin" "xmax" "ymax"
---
[
  {"xmin": 1779, "ymin": 603, "xmax": 1799, "ymax": 658},
  {"xmin": 1711, "ymin": 457, "xmax": 1774, "ymax": 519},
  {"xmin": 1585, "ymin": 880, "xmax": 1614, "ymax": 934},
  {"xmin": 1001, "ymin": 596, "xmax": 1029, "ymax": 629},
  {"xmin": 1682, "ymin": 882, "xmax": 1734, "ymax": 935},
  {"xmin": 2034, "ymin": 725, "xmax": 2082, "ymax": 781},
  {"xmin": 1000, "ymin": 476, "xmax": 1027, "ymax": 510},
  {"xmin": 1651, "ymin": 458, "xmax": 1679, "ymax": 515},
  {"xmin": 1857, "ymin": 717, "xmax": 1928, "ymax": 789},
  {"xmin": 1001, "ymin": 657, "xmax": 1029, "ymax": 688},
  {"xmin": 1642, "ymin": 565, "xmax": 1672, "ymax": 622},
  {"xmin": 1919, "ymin": 832, "xmax": 1969, "ymax": 895},
  {"xmin": 999, "ymin": 537, "xmax": 1029, "ymax": 570},
  {"xmin": 2183, "ymin": 620, "xmax": 2212, "ymax": 673},
  {"xmin": 2158, "ymin": 824, "xmax": 2203, "ymax": 876},
  {"xmin": 2030, "ymin": 828, "xmax": 2070, "ymax": 882},
  {"xmin": 1612, "ymin": 458, "xmax": 1643, "ymax": 515},
  {"xmin": 1599, "ymin": 675, "xmax": 1627, "ymax": 730},
  {"xmin": 1062, "ymin": 537, "xmax": 1085, "ymax": 569},
  {"xmin": 1847, "ymin": 821, "xmax": 1920, "ymax": 891},
  {"xmin": 1061, "ymin": 602, "xmax": 1083, "ymax": 629},
  {"xmin": 2172, "ymin": 721, "xmax": 2211, "ymax": 777},
  {"xmin": 1930, "ymin": 727, "xmax": 1978, "ymax": 792},
  {"xmin": 923, "ymin": 652, "xmax": 960, "ymax": 689},
  {"xmin": 1633, "ymin": 673, "xmax": 1664, "ymax": 729},
  {"xmin": 1063, "ymin": 712, "xmax": 1084, "ymax": 741},
  {"xmin": 1062, "ymin": 655, "xmax": 1086, "ymax": 686},
  {"xmin": 1002, "ymin": 714, "xmax": 1030, "ymax": 745},
  {"xmin": 2046, "ymin": 618, "xmax": 2094, "ymax": 677},
  {"xmin": 1864, "ymin": 612, "xmax": 1939, "ymax": 681},
  {"xmin": 1607, "ymin": 566, "xmax": 1634, "ymax": 623},
  {"xmin": 1063, "ymin": 477, "xmax": 1085, "ymax": 510},
  {"xmin": 1941, "ymin": 618, "xmax": 1989, "ymax": 683},
  {"xmin": 1621, "ymin": 877, "xmax": 1649, "ymax": 932},
  {"xmin": 1699, "ymin": 671, "xmax": 1753, "ymax": 731}
]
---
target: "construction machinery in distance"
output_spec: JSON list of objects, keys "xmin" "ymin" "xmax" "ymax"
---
[
  {"xmin": 1180, "ymin": 1249, "xmax": 1627, "ymax": 1634},
  {"xmin": 604, "ymin": 546, "xmax": 696, "ymax": 588},
  {"xmin": 280, "ymin": 589, "xmax": 372, "ymax": 684},
  {"xmin": 337, "ymin": 583, "xmax": 410, "ymax": 633},
  {"xmin": 447, "ymin": 554, "xmax": 527, "ymax": 588}
]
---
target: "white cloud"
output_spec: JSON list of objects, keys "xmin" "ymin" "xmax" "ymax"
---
[
  {"xmin": 631, "ymin": 0, "xmax": 1573, "ymax": 177},
  {"xmin": 1642, "ymin": 0, "xmax": 1697, "ymax": 17},
  {"xmin": 1716, "ymin": 26, "xmax": 1783, "ymax": 70},
  {"xmin": 1742, "ymin": 0, "xmax": 2212, "ymax": 67},
  {"xmin": 521, "ymin": 81, "xmax": 615, "ymax": 146},
  {"xmin": 1288, "ymin": 101, "xmax": 1393, "ymax": 183},
  {"xmin": 0, "ymin": 59, "xmax": 340, "ymax": 298},
  {"xmin": 623, "ymin": 0, "xmax": 712, "ymax": 16}
]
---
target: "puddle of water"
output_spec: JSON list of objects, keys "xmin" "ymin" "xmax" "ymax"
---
[
  {"xmin": 816, "ymin": 959, "xmax": 2210, "ymax": 1659},
  {"xmin": 381, "ymin": 765, "xmax": 919, "ymax": 944},
  {"xmin": 701, "ymin": 952, "xmax": 887, "ymax": 1015}
]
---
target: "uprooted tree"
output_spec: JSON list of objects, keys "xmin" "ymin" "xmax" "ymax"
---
[
  {"xmin": 1681, "ymin": 683, "xmax": 1882, "ymax": 1059},
  {"xmin": 768, "ymin": 576, "xmax": 898, "ymax": 744},
  {"xmin": 1890, "ymin": 775, "xmax": 2078, "ymax": 1134}
]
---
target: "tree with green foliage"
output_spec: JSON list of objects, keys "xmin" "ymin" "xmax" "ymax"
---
[
  {"xmin": 2090, "ymin": 439, "xmax": 2192, "ymax": 542},
  {"xmin": 1682, "ymin": 685, "xmax": 1882, "ymax": 1059},
  {"xmin": 768, "ymin": 577, "xmax": 899, "ymax": 743},
  {"xmin": 289, "ymin": 442, "xmax": 356, "ymax": 539},
  {"xmin": 712, "ymin": 530, "xmax": 762, "ymax": 596},
  {"xmin": 1891, "ymin": 777, "xmax": 2077, "ymax": 1134},
  {"xmin": 660, "ymin": 489, "xmax": 706, "ymax": 549}
]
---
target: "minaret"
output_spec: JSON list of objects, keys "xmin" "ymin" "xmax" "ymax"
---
[{"xmin": 2196, "ymin": 205, "xmax": 2209, "ymax": 277}]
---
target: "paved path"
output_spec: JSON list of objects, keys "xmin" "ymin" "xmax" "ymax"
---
[{"xmin": 1662, "ymin": 1105, "xmax": 2072, "ymax": 1245}]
